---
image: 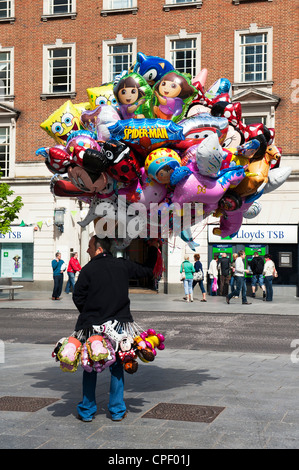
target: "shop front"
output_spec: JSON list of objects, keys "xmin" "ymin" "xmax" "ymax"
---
[
  {"xmin": 0, "ymin": 226, "xmax": 34, "ymax": 281},
  {"xmin": 208, "ymin": 224, "xmax": 298, "ymax": 295}
]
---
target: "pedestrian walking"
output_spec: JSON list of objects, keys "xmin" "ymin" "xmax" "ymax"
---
[
  {"xmin": 249, "ymin": 251, "xmax": 266, "ymax": 300},
  {"xmin": 263, "ymin": 254, "xmax": 277, "ymax": 302},
  {"xmin": 51, "ymin": 252, "xmax": 66, "ymax": 300},
  {"xmin": 218, "ymin": 253, "xmax": 231, "ymax": 297},
  {"xmin": 226, "ymin": 250, "xmax": 252, "ymax": 305},
  {"xmin": 180, "ymin": 255, "xmax": 195, "ymax": 302},
  {"xmin": 208, "ymin": 254, "xmax": 219, "ymax": 296},
  {"xmin": 230, "ymin": 253, "xmax": 238, "ymax": 296},
  {"xmin": 65, "ymin": 252, "xmax": 82, "ymax": 294},
  {"xmin": 193, "ymin": 254, "xmax": 207, "ymax": 302},
  {"xmin": 73, "ymin": 235, "xmax": 153, "ymax": 422}
]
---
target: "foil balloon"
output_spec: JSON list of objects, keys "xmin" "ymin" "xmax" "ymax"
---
[
  {"xmin": 243, "ymin": 201, "xmax": 262, "ymax": 219},
  {"xmin": 194, "ymin": 133, "xmax": 224, "ymax": 177},
  {"xmin": 179, "ymin": 113, "xmax": 229, "ymax": 145},
  {"xmin": 65, "ymin": 131, "xmax": 101, "ymax": 154},
  {"xmin": 108, "ymin": 118, "xmax": 185, "ymax": 155},
  {"xmin": 133, "ymin": 52, "xmax": 174, "ymax": 86},
  {"xmin": 205, "ymin": 78, "xmax": 232, "ymax": 101},
  {"xmin": 113, "ymin": 72, "xmax": 153, "ymax": 119},
  {"xmin": 40, "ymin": 100, "xmax": 84, "ymax": 146},
  {"xmin": 153, "ymin": 71, "xmax": 198, "ymax": 123},
  {"xmin": 172, "ymin": 166, "xmax": 246, "ymax": 206},
  {"xmin": 67, "ymin": 166, "xmax": 108, "ymax": 193},
  {"xmin": 87, "ymin": 83, "xmax": 118, "ymax": 109},
  {"xmin": 118, "ymin": 167, "xmax": 167, "ymax": 209},
  {"xmin": 144, "ymin": 147, "xmax": 191, "ymax": 185}
]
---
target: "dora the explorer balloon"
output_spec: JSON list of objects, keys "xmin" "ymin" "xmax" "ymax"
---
[
  {"xmin": 153, "ymin": 71, "xmax": 197, "ymax": 123},
  {"xmin": 113, "ymin": 73, "xmax": 153, "ymax": 120}
]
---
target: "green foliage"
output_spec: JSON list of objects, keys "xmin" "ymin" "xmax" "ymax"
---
[{"xmin": 0, "ymin": 172, "xmax": 23, "ymax": 234}]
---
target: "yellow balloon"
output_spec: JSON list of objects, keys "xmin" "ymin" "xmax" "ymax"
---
[
  {"xmin": 87, "ymin": 83, "xmax": 117, "ymax": 110},
  {"xmin": 40, "ymin": 100, "xmax": 83, "ymax": 146}
]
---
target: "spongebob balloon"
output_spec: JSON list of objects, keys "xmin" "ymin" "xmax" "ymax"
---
[
  {"xmin": 40, "ymin": 100, "xmax": 84, "ymax": 146},
  {"xmin": 87, "ymin": 83, "xmax": 118, "ymax": 110}
]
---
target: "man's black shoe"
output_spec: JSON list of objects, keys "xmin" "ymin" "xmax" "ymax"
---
[
  {"xmin": 252, "ymin": 293, "xmax": 256, "ymax": 298},
  {"xmin": 226, "ymin": 296, "xmax": 230, "ymax": 304},
  {"xmin": 242, "ymin": 302, "xmax": 252, "ymax": 305}
]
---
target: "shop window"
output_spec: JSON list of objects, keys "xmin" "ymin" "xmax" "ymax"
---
[
  {"xmin": 0, "ymin": 243, "xmax": 34, "ymax": 281},
  {"xmin": 41, "ymin": 40, "xmax": 76, "ymax": 100}
]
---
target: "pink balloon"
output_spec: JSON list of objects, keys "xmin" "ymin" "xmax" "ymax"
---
[
  {"xmin": 172, "ymin": 167, "xmax": 245, "ymax": 206},
  {"xmin": 65, "ymin": 135, "xmax": 101, "ymax": 154},
  {"xmin": 118, "ymin": 167, "xmax": 167, "ymax": 209}
]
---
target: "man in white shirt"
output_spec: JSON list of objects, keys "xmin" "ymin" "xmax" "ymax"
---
[{"xmin": 226, "ymin": 250, "xmax": 251, "ymax": 305}]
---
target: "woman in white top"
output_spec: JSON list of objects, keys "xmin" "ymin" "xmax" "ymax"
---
[
  {"xmin": 208, "ymin": 254, "xmax": 219, "ymax": 296},
  {"xmin": 263, "ymin": 254, "xmax": 276, "ymax": 301}
]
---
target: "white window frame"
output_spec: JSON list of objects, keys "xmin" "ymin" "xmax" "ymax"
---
[
  {"xmin": 102, "ymin": 35, "xmax": 137, "ymax": 83},
  {"xmin": 41, "ymin": 40, "xmax": 76, "ymax": 100},
  {"xmin": 165, "ymin": 30, "xmax": 201, "ymax": 77},
  {"xmin": 0, "ymin": 118, "xmax": 16, "ymax": 178},
  {"xmin": 0, "ymin": 45, "xmax": 14, "ymax": 100},
  {"xmin": 234, "ymin": 24, "xmax": 273, "ymax": 85},
  {"xmin": 42, "ymin": 0, "xmax": 77, "ymax": 20},
  {"xmin": 163, "ymin": 0, "xmax": 202, "ymax": 11},
  {"xmin": 101, "ymin": 0, "xmax": 138, "ymax": 15},
  {"xmin": 0, "ymin": 0, "xmax": 15, "ymax": 22}
]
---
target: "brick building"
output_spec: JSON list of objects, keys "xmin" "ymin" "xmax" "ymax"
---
[{"xmin": 0, "ymin": 0, "xmax": 298, "ymax": 293}]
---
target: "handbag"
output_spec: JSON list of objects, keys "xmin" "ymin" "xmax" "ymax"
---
[
  {"xmin": 180, "ymin": 264, "xmax": 185, "ymax": 281},
  {"xmin": 193, "ymin": 270, "xmax": 203, "ymax": 281}
]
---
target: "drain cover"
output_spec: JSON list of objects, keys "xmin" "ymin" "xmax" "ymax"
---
[
  {"xmin": 0, "ymin": 396, "xmax": 59, "ymax": 412},
  {"xmin": 142, "ymin": 403, "xmax": 225, "ymax": 423}
]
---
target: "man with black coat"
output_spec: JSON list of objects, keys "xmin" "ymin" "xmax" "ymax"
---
[
  {"xmin": 73, "ymin": 235, "xmax": 153, "ymax": 422},
  {"xmin": 218, "ymin": 253, "xmax": 231, "ymax": 296},
  {"xmin": 249, "ymin": 251, "xmax": 266, "ymax": 299}
]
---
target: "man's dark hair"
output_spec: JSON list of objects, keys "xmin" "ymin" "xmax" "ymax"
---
[{"xmin": 93, "ymin": 235, "xmax": 111, "ymax": 253}]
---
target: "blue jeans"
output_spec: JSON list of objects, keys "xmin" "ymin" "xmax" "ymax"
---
[
  {"xmin": 264, "ymin": 275, "xmax": 273, "ymax": 301},
  {"xmin": 77, "ymin": 360, "xmax": 126, "ymax": 421},
  {"xmin": 193, "ymin": 280, "xmax": 206, "ymax": 294},
  {"xmin": 183, "ymin": 278, "xmax": 193, "ymax": 295},
  {"xmin": 251, "ymin": 274, "xmax": 265, "ymax": 288},
  {"xmin": 65, "ymin": 272, "xmax": 75, "ymax": 293},
  {"xmin": 230, "ymin": 275, "xmax": 237, "ymax": 294},
  {"xmin": 227, "ymin": 276, "xmax": 247, "ymax": 303},
  {"xmin": 52, "ymin": 274, "xmax": 63, "ymax": 298}
]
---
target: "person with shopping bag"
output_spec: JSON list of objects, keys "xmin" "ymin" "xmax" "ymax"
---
[{"xmin": 208, "ymin": 254, "xmax": 219, "ymax": 296}]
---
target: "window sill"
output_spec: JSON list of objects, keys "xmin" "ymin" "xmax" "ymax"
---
[
  {"xmin": 0, "ymin": 95, "xmax": 15, "ymax": 103},
  {"xmin": 40, "ymin": 92, "xmax": 77, "ymax": 101},
  {"xmin": 101, "ymin": 7, "xmax": 138, "ymax": 16},
  {"xmin": 163, "ymin": 1, "xmax": 202, "ymax": 11},
  {"xmin": 41, "ymin": 12, "xmax": 77, "ymax": 21},
  {"xmin": 0, "ymin": 16, "xmax": 15, "ymax": 23},
  {"xmin": 232, "ymin": 0, "xmax": 272, "ymax": 4},
  {"xmin": 233, "ymin": 80, "xmax": 274, "ymax": 89}
]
